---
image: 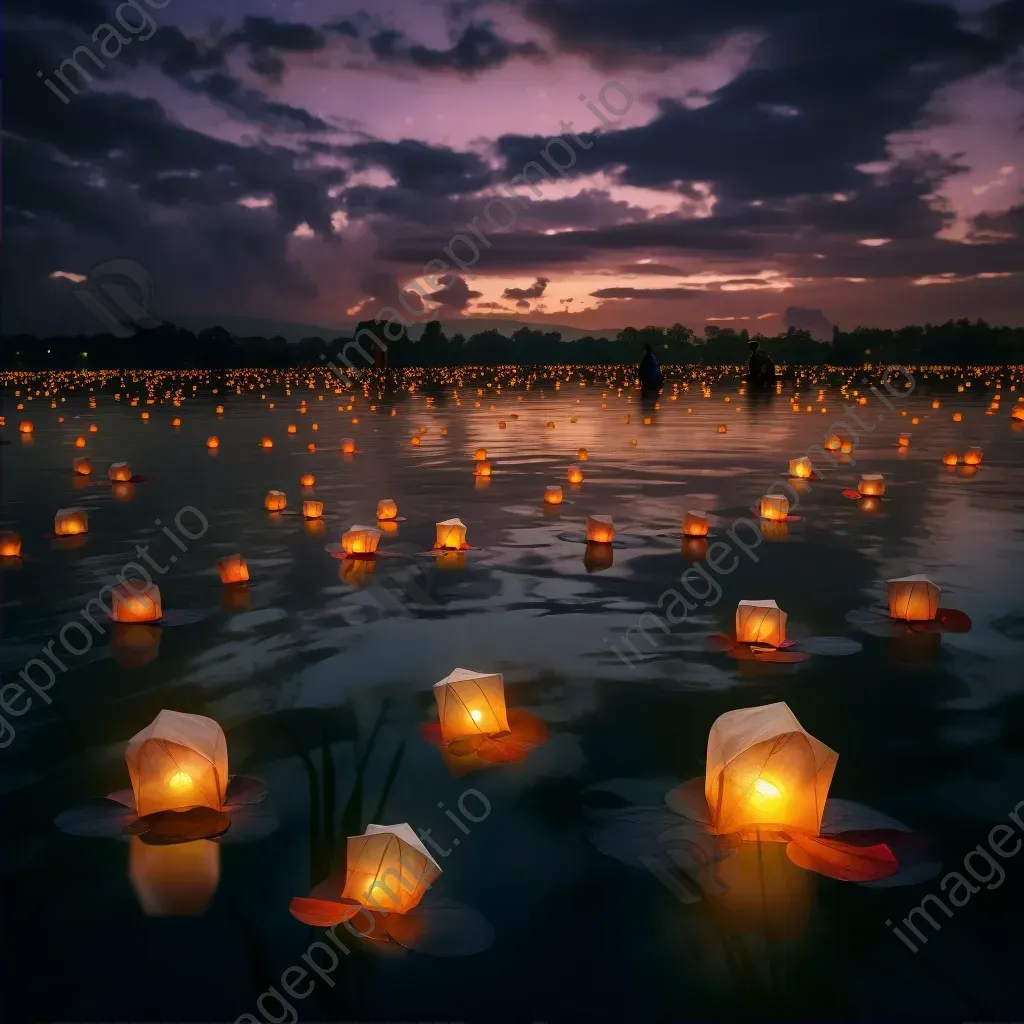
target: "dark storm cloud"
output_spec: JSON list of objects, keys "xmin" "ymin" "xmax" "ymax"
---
[
  {"xmin": 502, "ymin": 276, "xmax": 549, "ymax": 300},
  {"xmin": 224, "ymin": 16, "xmax": 326, "ymax": 53},
  {"xmin": 344, "ymin": 139, "xmax": 495, "ymax": 196},
  {"xmin": 393, "ymin": 22, "xmax": 542, "ymax": 73},
  {"xmin": 617, "ymin": 263, "xmax": 686, "ymax": 275},
  {"xmin": 590, "ymin": 286, "xmax": 705, "ymax": 299},
  {"xmin": 428, "ymin": 273, "xmax": 484, "ymax": 309}
]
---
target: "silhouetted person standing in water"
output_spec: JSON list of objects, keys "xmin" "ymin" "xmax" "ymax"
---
[
  {"xmin": 748, "ymin": 340, "xmax": 776, "ymax": 391},
  {"xmin": 638, "ymin": 343, "xmax": 663, "ymax": 395}
]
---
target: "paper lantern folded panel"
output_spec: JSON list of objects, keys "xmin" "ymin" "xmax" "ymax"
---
[
  {"xmin": 683, "ymin": 510, "xmax": 709, "ymax": 537},
  {"xmin": 433, "ymin": 667, "xmax": 510, "ymax": 743},
  {"xmin": 577, "ymin": 448, "xmax": 588, "ymax": 461},
  {"xmin": 963, "ymin": 447, "xmax": 983, "ymax": 465},
  {"xmin": 265, "ymin": 490, "xmax": 286, "ymax": 511},
  {"xmin": 788, "ymin": 458, "xmax": 813, "ymax": 479},
  {"xmin": 342, "ymin": 525, "xmax": 381, "ymax": 555},
  {"xmin": 125, "ymin": 709, "xmax": 228, "ymax": 817},
  {"xmin": 0, "ymin": 532, "xmax": 22, "ymax": 557},
  {"xmin": 567, "ymin": 464, "xmax": 584, "ymax": 484},
  {"xmin": 54, "ymin": 507, "xmax": 88, "ymax": 536},
  {"xmin": 586, "ymin": 515, "xmax": 614, "ymax": 543},
  {"xmin": 303, "ymin": 501, "xmax": 324, "ymax": 519},
  {"xmin": 217, "ymin": 554, "xmax": 249, "ymax": 584},
  {"xmin": 898, "ymin": 433, "xmax": 911, "ymax": 447},
  {"xmin": 706, "ymin": 702, "xmax": 837, "ymax": 839},
  {"xmin": 109, "ymin": 462, "xmax": 132, "ymax": 482},
  {"xmin": 857, "ymin": 474, "xmax": 885, "ymax": 496},
  {"xmin": 759, "ymin": 495, "xmax": 789, "ymax": 521},
  {"xmin": 19, "ymin": 421, "xmax": 33, "ymax": 433},
  {"xmin": 736, "ymin": 599, "xmax": 787, "ymax": 647},
  {"xmin": 111, "ymin": 582, "xmax": 163, "ymax": 623},
  {"xmin": 376, "ymin": 498, "xmax": 398, "ymax": 521},
  {"xmin": 544, "ymin": 486, "xmax": 563, "ymax": 505},
  {"xmin": 886, "ymin": 574, "xmax": 940, "ymax": 621},
  {"xmin": 942, "ymin": 451, "xmax": 959, "ymax": 466},
  {"xmin": 435, "ymin": 518, "xmax": 467, "ymax": 550},
  {"xmin": 74, "ymin": 457, "xmax": 92, "ymax": 475},
  {"xmin": 341, "ymin": 823, "xmax": 442, "ymax": 914},
  {"xmin": 341, "ymin": 438, "xmax": 356, "ymax": 454}
]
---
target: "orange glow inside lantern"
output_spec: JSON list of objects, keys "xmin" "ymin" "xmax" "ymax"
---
[
  {"xmin": 74, "ymin": 436, "xmax": 86, "ymax": 448},
  {"xmin": 586, "ymin": 515, "xmax": 615, "ymax": 544},
  {"xmin": 54, "ymin": 507, "xmax": 88, "ymax": 536},
  {"xmin": 376, "ymin": 498, "xmax": 398, "ymax": 520},
  {"xmin": 433, "ymin": 667, "xmax": 510, "ymax": 743},
  {"xmin": 577, "ymin": 448, "xmax": 588, "ymax": 461},
  {"xmin": 706, "ymin": 702, "xmax": 837, "ymax": 839},
  {"xmin": 435, "ymin": 517, "xmax": 467, "ymax": 550},
  {"xmin": 736, "ymin": 599, "xmax": 787, "ymax": 647},
  {"xmin": 109, "ymin": 462, "xmax": 132, "ymax": 482},
  {"xmin": 303, "ymin": 500, "xmax": 324, "ymax": 519},
  {"xmin": 953, "ymin": 412, "xmax": 962, "ymax": 422},
  {"xmin": 544, "ymin": 486, "xmax": 563, "ymax": 505},
  {"xmin": 126, "ymin": 709, "xmax": 228, "ymax": 818},
  {"xmin": 287, "ymin": 424, "xmax": 297, "ymax": 434},
  {"xmin": 206, "ymin": 436, "xmax": 219, "ymax": 449},
  {"xmin": 129, "ymin": 836, "xmax": 220, "ymax": 917},
  {"xmin": 300, "ymin": 473, "xmax": 315, "ymax": 487},
  {"xmin": 0, "ymin": 532, "xmax": 22, "ymax": 557},
  {"xmin": 898, "ymin": 434, "xmax": 911, "ymax": 447},
  {"xmin": 475, "ymin": 460, "xmax": 492, "ymax": 477},
  {"xmin": 717, "ymin": 424, "xmax": 727, "ymax": 434},
  {"xmin": 19, "ymin": 421, "xmax": 33, "ymax": 433},
  {"xmin": 886, "ymin": 574, "xmax": 939, "ymax": 621},
  {"xmin": 683, "ymin": 510, "xmax": 709, "ymax": 537},
  {"xmin": 111, "ymin": 581, "xmax": 163, "ymax": 623},
  {"xmin": 73, "ymin": 457, "xmax": 92, "ymax": 475},
  {"xmin": 759, "ymin": 494, "xmax": 789, "ymax": 521},
  {"xmin": 265, "ymin": 490, "xmax": 287, "ymax": 511},
  {"xmin": 857, "ymin": 474, "xmax": 885, "ymax": 496},
  {"xmin": 964, "ymin": 447, "xmax": 983, "ymax": 465},
  {"xmin": 474, "ymin": 448, "xmax": 487, "ymax": 461},
  {"xmin": 567, "ymin": 464, "xmax": 584, "ymax": 484},
  {"xmin": 1013, "ymin": 406, "xmax": 1024, "ymax": 422},
  {"xmin": 788, "ymin": 457, "xmax": 813, "ymax": 479},
  {"xmin": 260, "ymin": 437, "xmax": 273, "ymax": 449},
  {"xmin": 172, "ymin": 418, "xmax": 181, "ymax": 427},
  {"xmin": 341, "ymin": 438, "xmax": 355, "ymax": 454},
  {"xmin": 341, "ymin": 824, "xmax": 442, "ymax": 914},
  {"xmin": 942, "ymin": 451, "xmax": 959, "ymax": 466},
  {"xmin": 216, "ymin": 554, "xmax": 249, "ymax": 584},
  {"xmin": 342, "ymin": 524, "xmax": 381, "ymax": 555}
]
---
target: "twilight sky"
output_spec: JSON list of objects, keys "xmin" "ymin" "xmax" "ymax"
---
[{"xmin": 5, "ymin": 0, "xmax": 1024, "ymax": 337}]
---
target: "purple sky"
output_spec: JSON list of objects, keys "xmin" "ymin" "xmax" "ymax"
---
[{"xmin": 5, "ymin": 0, "xmax": 1024, "ymax": 337}]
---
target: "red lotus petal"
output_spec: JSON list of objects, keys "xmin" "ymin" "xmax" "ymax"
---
[
  {"xmin": 937, "ymin": 607, "xmax": 972, "ymax": 632},
  {"xmin": 473, "ymin": 709, "xmax": 548, "ymax": 763},
  {"xmin": 289, "ymin": 896, "xmax": 362, "ymax": 927},
  {"xmin": 786, "ymin": 833, "xmax": 899, "ymax": 882},
  {"xmin": 842, "ymin": 489, "xmax": 861, "ymax": 500}
]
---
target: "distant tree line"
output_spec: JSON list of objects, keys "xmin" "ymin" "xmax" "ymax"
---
[{"xmin": 2, "ymin": 318, "xmax": 1022, "ymax": 371}]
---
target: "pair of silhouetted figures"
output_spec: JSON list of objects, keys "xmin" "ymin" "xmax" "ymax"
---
[
  {"xmin": 638, "ymin": 344, "xmax": 663, "ymax": 393},
  {"xmin": 748, "ymin": 341, "xmax": 776, "ymax": 390}
]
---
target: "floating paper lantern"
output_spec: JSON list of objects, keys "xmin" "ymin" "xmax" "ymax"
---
[
  {"xmin": 577, "ymin": 448, "xmax": 588, "ymax": 461},
  {"xmin": 706, "ymin": 702, "xmax": 837, "ymax": 839},
  {"xmin": 964, "ymin": 447, "xmax": 983, "ymax": 465},
  {"xmin": 0, "ymin": 532, "xmax": 22, "ymax": 557},
  {"xmin": 567, "ymin": 464, "xmax": 584, "ymax": 484},
  {"xmin": 942, "ymin": 451, "xmax": 959, "ymax": 466},
  {"xmin": 953, "ymin": 412, "xmax": 962, "ymax": 422},
  {"xmin": 544, "ymin": 486, "xmax": 563, "ymax": 505},
  {"xmin": 216, "ymin": 554, "xmax": 249, "ymax": 585},
  {"xmin": 435, "ymin": 518, "xmax": 467, "ymax": 550},
  {"xmin": 216, "ymin": 406, "xmax": 224, "ymax": 415},
  {"xmin": 300, "ymin": 473, "xmax": 315, "ymax": 487},
  {"xmin": 341, "ymin": 524, "xmax": 381, "ymax": 556},
  {"xmin": 586, "ymin": 515, "xmax": 615, "ymax": 544},
  {"xmin": 287, "ymin": 424, "xmax": 297, "ymax": 434},
  {"xmin": 840, "ymin": 441, "xmax": 853, "ymax": 455},
  {"xmin": 341, "ymin": 824, "xmax": 441, "ymax": 915},
  {"xmin": 126, "ymin": 709, "xmax": 228, "ymax": 818},
  {"xmin": 474, "ymin": 448, "xmax": 487, "ymax": 461},
  {"xmin": 172, "ymin": 418, "xmax": 181, "ymax": 427},
  {"xmin": 886, "ymin": 574, "xmax": 939, "ymax": 622},
  {"xmin": 265, "ymin": 490, "xmax": 287, "ymax": 511},
  {"xmin": 54, "ymin": 507, "xmax": 88, "ymax": 536},
  {"xmin": 260, "ymin": 437, "xmax": 273, "ymax": 449},
  {"xmin": 788, "ymin": 457, "xmax": 813, "ymax": 479},
  {"xmin": 303, "ymin": 500, "xmax": 323, "ymax": 519},
  {"xmin": 759, "ymin": 495, "xmax": 789, "ymax": 521},
  {"xmin": 129, "ymin": 837, "xmax": 220, "ymax": 917},
  {"xmin": 718, "ymin": 425, "xmax": 727, "ymax": 434},
  {"xmin": 434, "ymin": 667, "xmax": 510, "ymax": 743},
  {"xmin": 109, "ymin": 462, "xmax": 132, "ymax": 482},
  {"xmin": 110, "ymin": 582, "xmax": 162, "ymax": 624},
  {"xmin": 683, "ymin": 510, "xmax": 709, "ymax": 537},
  {"xmin": 736, "ymin": 599, "xmax": 787, "ymax": 647},
  {"xmin": 73, "ymin": 457, "xmax": 92, "ymax": 476},
  {"xmin": 857, "ymin": 473, "xmax": 885, "ymax": 496},
  {"xmin": 376, "ymin": 498, "xmax": 398, "ymax": 521},
  {"xmin": 74, "ymin": 436, "xmax": 86, "ymax": 448},
  {"xmin": 898, "ymin": 433, "xmax": 911, "ymax": 447},
  {"xmin": 341, "ymin": 437, "xmax": 355, "ymax": 454},
  {"xmin": 206, "ymin": 436, "xmax": 219, "ymax": 449},
  {"xmin": 475, "ymin": 460, "xmax": 493, "ymax": 478},
  {"xmin": 1013, "ymin": 405, "xmax": 1024, "ymax": 422}
]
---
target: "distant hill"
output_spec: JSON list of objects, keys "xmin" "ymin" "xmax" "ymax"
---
[{"xmin": 169, "ymin": 314, "xmax": 616, "ymax": 344}]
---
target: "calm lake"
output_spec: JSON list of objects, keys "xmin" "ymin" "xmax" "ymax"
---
[{"xmin": 2, "ymin": 367, "xmax": 1024, "ymax": 1022}]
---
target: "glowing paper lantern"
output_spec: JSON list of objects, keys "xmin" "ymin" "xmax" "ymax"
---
[
  {"xmin": 706, "ymin": 702, "xmax": 837, "ymax": 840},
  {"xmin": 376, "ymin": 498, "xmax": 398, "ymax": 521},
  {"xmin": 435, "ymin": 518, "xmax": 468, "ymax": 550},
  {"xmin": 1013, "ymin": 406, "xmax": 1024, "ymax": 422},
  {"xmin": 125, "ymin": 709, "xmax": 228, "ymax": 818},
  {"xmin": 74, "ymin": 436, "xmax": 86, "ymax": 448},
  {"xmin": 433, "ymin": 667, "xmax": 510, "ymax": 743},
  {"xmin": 886, "ymin": 574, "xmax": 939, "ymax": 622},
  {"xmin": 942, "ymin": 451, "xmax": 959, "ymax": 466},
  {"xmin": 172, "ymin": 418, "xmax": 181, "ymax": 427},
  {"xmin": 260, "ymin": 437, "xmax": 273, "ymax": 449},
  {"xmin": 109, "ymin": 462, "xmax": 132, "ymax": 482},
  {"xmin": 964, "ymin": 447, "xmax": 983, "ymax": 465},
  {"xmin": 265, "ymin": 490, "xmax": 286, "ymax": 511},
  {"xmin": 54, "ymin": 507, "xmax": 88, "ymax": 536},
  {"xmin": 73, "ymin": 457, "xmax": 92, "ymax": 476},
  {"xmin": 0, "ymin": 532, "xmax": 22, "ymax": 557},
  {"xmin": 300, "ymin": 473, "xmax": 315, "ymax": 487},
  {"xmin": 824, "ymin": 436, "xmax": 841, "ymax": 451},
  {"xmin": 544, "ymin": 486, "xmax": 563, "ymax": 505},
  {"xmin": 111, "ymin": 582, "xmax": 163, "ymax": 624},
  {"xmin": 953, "ymin": 413, "xmax": 962, "ymax": 422},
  {"xmin": 736, "ymin": 599, "xmax": 787, "ymax": 647},
  {"xmin": 19, "ymin": 421, "xmax": 33, "ymax": 433},
  {"xmin": 340, "ymin": 823, "xmax": 441, "ymax": 915},
  {"xmin": 586, "ymin": 515, "xmax": 615, "ymax": 544},
  {"xmin": 683, "ymin": 510, "xmax": 709, "ymax": 537},
  {"xmin": 341, "ymin": 438, "xmax": 356, "ymax": 454},
  {"xmin": 857, "ymin": 474, "xmax": 885, "ymax": 496},
  {"xmin": 216, "ymin": 554, "xmax": 249, "ymax": 584},
  {"xmin": 898, "ymin": 433, "xmax": 911, "ymax": 447},
  {"xmin": 341, "ymin": 524, "xmax": 381, "ymax": 556},
  {"xmin": 206, "ymin": 436, "xmax": 219, "ymax": 449},
  {"xmin": 474, "ymin": 448, "xmax": 487, "ymax": 461},
  {"xmin": 578, "ymin": 448, "xmax": 588, "ymax": 461},
  {"xmin": 567, "ymin": 464, "xmax": 584, "ymax": 484},
  {"xmin": 759, "ymin": 495, "xmax": 789, "ymax": 521},
  {"xmin": 475, "ymin": 460, "xmax": 493, "ymax": 478},
  {"xmin": 303, "ymin": 500, "xmax": 324, "ymax": 519},
  {"xmin": 788, "ymin": 457, "xmax": 813, "ymax": 479},
  {"xmin": 718, "ymin": 425, "xmax": 727, "ymax": 434}
]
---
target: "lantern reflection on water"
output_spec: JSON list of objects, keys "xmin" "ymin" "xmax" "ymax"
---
[
  {"xmin": 110, "ymin": 623, "xmax": 162, "ymax": 669},
  {"xmin": 434, "ymin": 667, "xmax": 510, "ymax": 743},
  {"xmin": 129, "ymin": 837, "xmax": 220, "ymax": 917},
  {"xmin": 886, "ymin": 573, "xmax": 939, "ymax": 622},
  {"xmin": 341, "ymin": 823, "xmax": 441, "ymax": 914},
  {"xmin": 126, "ymin": 709, "xmax": 228, "ymax": 818},
  {"xmin": 706, "ymin": 702, "xmax": 837, "ymax": 840}
]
